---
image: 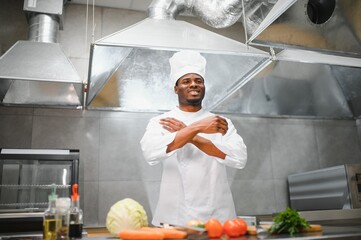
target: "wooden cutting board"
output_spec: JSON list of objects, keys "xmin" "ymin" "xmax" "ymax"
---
[{"xmin": 247, "ymin": 224, "xmax": 322, "ymax": 235}]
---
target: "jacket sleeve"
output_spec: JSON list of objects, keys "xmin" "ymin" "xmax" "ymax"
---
[
  {"xmin": 211, "ymin": 119, "xmax": 247, "ymax": 169},
  {"xmin": 140, "ymin": 117, "xmax": 178, "ymax": 166}
]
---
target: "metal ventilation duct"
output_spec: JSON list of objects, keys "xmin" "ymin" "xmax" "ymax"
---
[
  {"xmin": 243, "ymin": 0, "xmax": 361, "ymax": 56},
  {"xmin": 86, "ymin": 0, "xmax": 271, "ymax": 111},
  {"xmin": 0, "ymin": 0, "xmax": 83, "ymax": 108}
]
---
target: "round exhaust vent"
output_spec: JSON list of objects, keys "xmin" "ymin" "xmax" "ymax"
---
[{"xmin": 307, "ymin": 0, "xmax": 335, "ymax": 24}]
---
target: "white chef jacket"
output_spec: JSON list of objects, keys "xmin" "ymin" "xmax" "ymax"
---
[{"xmin": 140, "ymin": 107, "xmax": 247, "ymax": 226}]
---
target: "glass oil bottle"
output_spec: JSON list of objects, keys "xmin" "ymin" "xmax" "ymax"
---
[
  {"xmin": 43, "ymin": 184, "xmax": 58, "ymax": 240},
  {"xmin": 69, "ymin": 184, "xmax": 83, "ymax": 239}
]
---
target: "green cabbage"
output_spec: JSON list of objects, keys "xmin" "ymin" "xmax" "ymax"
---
[{"xmin": 106, "ymin": 198, "xmax": 148, "ymax": 235}]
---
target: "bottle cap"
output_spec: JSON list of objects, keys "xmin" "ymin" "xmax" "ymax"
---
[
  {"xmin": 49, "ymin": 183, "xmax": 58, "ymax": 202},
  {"xmin": 71, "ymin": 184, "xmax": 80, "ymax": 202}
]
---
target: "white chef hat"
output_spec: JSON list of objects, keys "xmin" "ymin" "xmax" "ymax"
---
[{"xmin": 169, "ymin": 50, "xmax": 206, "ymax": 84}]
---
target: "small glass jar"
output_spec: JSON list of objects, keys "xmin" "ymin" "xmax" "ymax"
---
[{"xmin": 56, "ymin": 197, "xmax": 71, "ymax": 240}]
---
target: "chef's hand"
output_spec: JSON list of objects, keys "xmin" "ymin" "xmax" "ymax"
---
[
  {"xmin": 191, "ymin": 115, "xmax": 228, "ymax": 135},
  {"xmin": 159, "ymin": 118, "xmax": 187, "ymax": 132}
]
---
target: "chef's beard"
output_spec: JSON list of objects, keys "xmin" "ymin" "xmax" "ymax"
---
[{"xmin": 186, "ymin": 98, "xmax": 203, "ymax": 105}]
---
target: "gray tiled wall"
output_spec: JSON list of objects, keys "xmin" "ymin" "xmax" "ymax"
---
[
  {"xmin": 1, "ymin": 1, "xmax": 361, "ymax": 228},
  {"xmin": 1, "ymin": 108, "xmax": 361, "ymax": 226}
]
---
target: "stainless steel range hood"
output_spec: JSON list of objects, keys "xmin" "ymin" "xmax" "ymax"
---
[
  {"xmin": 242, "ymin": 0, "xmax": 361, "ymax": 56},
  {"xmin": 86, "ymin": 1, "xmax": 271, "ymax": 111},
  {"xmin": 85, "ymin": 0, "xmax": 361, "ymax": 118},
  {"xmin": 227, "ymin": 0, "xmax": 361, "ymax": 118},
  {"xmin": 213, "ymin": 49, "xmax": 361, "ymax": 117},
  {"xmin": 0, "ymin": 0, "xmax": 83, "ymax": 108}
]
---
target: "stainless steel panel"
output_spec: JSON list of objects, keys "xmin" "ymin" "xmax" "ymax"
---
[
  {"xmin": 96, "ymin": 18, "xmax": 268, "ymax": 55},
  {"xmin": 3, "ymin": 80, "xmax": 81, "ymax": 106},
  {"xmin": 288, "ymin": 164, "xmax": 361, "ymax": 211},
  {"xmin": 86, "ymin": 18, "xmax": 271, "ymax": 111},
  {"xmin": 86, "ymin": 45, "xmax": 132, "ymax": 107},
  {"xmin": 214, "ymin": 58, "xmax": 355, "ymax": 117},
  {"xmin": 23, "ymin": 0, "xmax": 63, "ymax": 15},
  {"xmin": 0, "ymin": 41, "xmax": 83, "ymax": 107},
  {"xmin": 243, "ymin": 0, "xmax": 297, "ymax": 43},
  {"xmin": 87, "ymin": 47, "xmax": 270, "ymax": 111},
  {"xmin": 245, "ymin": 0, "xmax": 361, "ymax": 56},
  {"xmin": 0, "ymin": 41, "xmax": 81, "ymax": 83}
]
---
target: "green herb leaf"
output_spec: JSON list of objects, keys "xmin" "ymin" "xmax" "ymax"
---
[{"xmin": 268, "ymin": 208, "xmax": 310, "ymax": 235}]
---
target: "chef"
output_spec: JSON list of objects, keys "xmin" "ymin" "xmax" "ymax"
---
[{"xmin": 140, "ymin": 50, "xmax": 247, "ymax": 226}]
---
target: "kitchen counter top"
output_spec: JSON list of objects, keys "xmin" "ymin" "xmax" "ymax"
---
[
  {"xmin": 82, "ymin": 224, "xmax": 361, "ymax": 240},
  {"xmin": 1, "ymin": 224, "xmax": 361, "ymax": 240}
]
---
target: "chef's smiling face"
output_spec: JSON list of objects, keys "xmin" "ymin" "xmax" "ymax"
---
[{"xmin": 175, "ymin": 73, "xmax": 205, "ymax": 106}]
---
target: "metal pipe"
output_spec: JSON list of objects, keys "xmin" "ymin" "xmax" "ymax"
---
[
  {"xmin": 147, "ymin": 0, "xmax": 186, "ymax": 20},
  {"xmin": 28, "ymin": 13, "xmax": 60, "ymax": 43},
  {"xmin": 147, "ymin": 0, "xmax": 243, "ymax": 28},
  {"xmin": 192, "ymin": 0, "xmax": 243, "ymax": 28}
]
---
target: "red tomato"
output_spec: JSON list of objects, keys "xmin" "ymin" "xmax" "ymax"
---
[
  {"xmin": 223, "ymin": 219, "xmax": 243, "ymax": 237},
  {"xmin": 205, "ymin": 218, "xmax": 223, "ymax": 238},
  {"xmin": 234, "ymin": 218, "xmax": 248, "ymax": 235}
]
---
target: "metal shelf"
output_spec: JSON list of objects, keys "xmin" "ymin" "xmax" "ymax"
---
[
  {"xmin": 0, "ymin": 202, "xmax": 47, "ymax": 207},
  {"xmin": 0, "ymin": 184, "xmax": 70, "ymax": 189}
]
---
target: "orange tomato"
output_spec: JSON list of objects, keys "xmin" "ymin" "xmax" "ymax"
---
[
  {"xmin": 205, "ymin": 218, "xmax": 223, "ymax": 238},
  {"xmin": 234, "ymin": 218, "xmax": 248, "ymax": 235},
  {"xmin": 223, "ymin": 219, "xmax": 245, "ymax": 237}
]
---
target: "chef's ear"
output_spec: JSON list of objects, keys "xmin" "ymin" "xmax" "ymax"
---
[{"xmin": 174, "ymin": 80, "xmax": 179, "ymax": 93}]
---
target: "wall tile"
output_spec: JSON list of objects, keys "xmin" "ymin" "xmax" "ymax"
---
[
  {"xmin": 0, "ymin": 106, "xmax": 34, "ymax": 115},
  {"xmin": 98, "ymin": 181, "xmax": 152, "ymax": 226},
  {"xmin": 100, "ymin": 111, "xmax": 158, "ymax": 119},
  {"xmin": 60, "ymin": 4, "xmax": 102, "ymax": 58},
  {"xmin": 0, "ymin": 115, "xmax": 32, "ymax": 148},
  {"xmin": 231, "ymin": 180, "xmax": 276, "ymax": 215},
  {"xmin": 130, "ymin": 0, "xmax": 153, "ymax": 12},
  {"xmin": 269, "ymin": 119, "xmax": 319, "ymax": 179},
  {"xmin": 315, "ymin": 120, "xmax": 361, "ymax": 168},
  {"xmin": 82, "ymin": 181, "xmax": 99, "ymax": 227},
  {"xmin": 227, "ymin": 116, "xmax": 273, "ymax": 181},
  {"xmin": 0, "ymin": 0, "xmax": 28, "ymax": 51},
  {"xmin": 101, "ymin": 8, "xmax": 146, "ymax": 37},
  {"xmin": 34, "ymin": 108, "xmax": 99, "ymax": 118},
  {"xmin": 31, "ymin": 115, "xmax": 100, "ymax": 182},
  {"xmin": 99, "ymin": 117, "xmax": 161, "ymax": 181},
  {"xmin": 274, "ymin": 179, "xmax": 289, "ymax": 212}
]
